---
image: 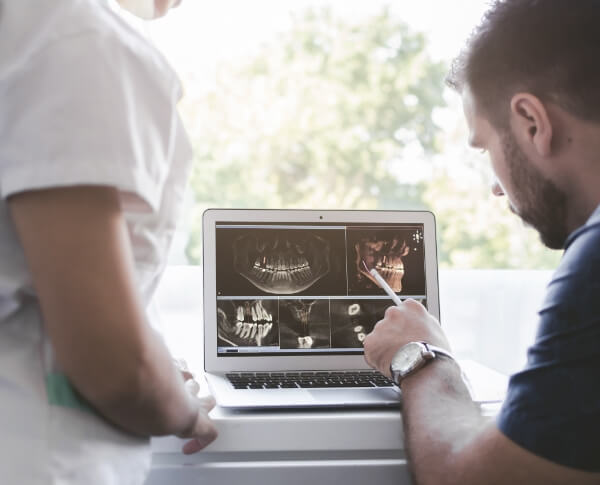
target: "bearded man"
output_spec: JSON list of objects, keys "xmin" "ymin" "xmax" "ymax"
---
[{"xmin": 364, "ymin": 1, "xmax": 600, "ymax": 483}]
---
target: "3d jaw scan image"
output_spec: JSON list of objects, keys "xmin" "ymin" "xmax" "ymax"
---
[
  {"xmin": 217, "ymin": 299, "xmax": 279, "ymax": 347},
  {"xmin": 278, "ymin": 299, "xmax": 331, "ymax": 349},
  {"xmin": 232, "ymin": 231, "xmax": 331, "ymax": 295},
  {"xmin": 347, "ymin": 227, "xmax": 426, "ymax": 295}
]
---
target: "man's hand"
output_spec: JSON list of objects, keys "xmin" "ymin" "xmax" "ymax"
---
[{"xmin": 363, "ymin": 299, "xmax": 451, "ymax": 377}]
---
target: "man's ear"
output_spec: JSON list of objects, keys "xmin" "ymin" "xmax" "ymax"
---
[{"xmin": 509, "ymin": 93, "xmax": 553, "ymax": 157}]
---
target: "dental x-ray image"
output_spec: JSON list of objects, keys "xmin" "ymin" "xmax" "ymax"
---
[
  {"xmin": 216, "ymin": 227, "xmax": 347, "ymax": 296},
  {"xmin": 278, "ymin": 299, "xmax": 331, "ymax": 349},
  {"xmin": 330, "ymin": 298, "xmax": 428, "ymax": 348},
  {"xmin": 217, "ymin": 299, "xmax": 279, "ymax": 347},
  {"xmin": 346, "ymin": 226, "xmax": 426, "ymax": 296},
  {"xmin": 330, "ymin": 299, "xmax": 389, "ymax": 348}
]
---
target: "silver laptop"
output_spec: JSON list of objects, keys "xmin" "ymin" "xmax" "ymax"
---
[{"xmin": 203, "ymin": 209, "xmax": 439, "ymax": 408}]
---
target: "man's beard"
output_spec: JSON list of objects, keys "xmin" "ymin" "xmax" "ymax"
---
[{"xmin": 501, "ymin": 132, "xmax": 568, "ymax": 250}]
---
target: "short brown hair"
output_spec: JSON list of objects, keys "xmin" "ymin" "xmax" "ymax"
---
[{"xmin": 447, "ymin": 0, "xmax": 600, "ymax": 128}]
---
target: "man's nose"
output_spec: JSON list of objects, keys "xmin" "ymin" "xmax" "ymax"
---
[{"xmin": 491, "ymin": 178, "xmax": 504, "ymax": 197}]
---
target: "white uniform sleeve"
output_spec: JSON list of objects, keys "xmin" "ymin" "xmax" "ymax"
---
[{"xmin": 0, "ymin": 31, "xmax": 183, "ymax": 213}]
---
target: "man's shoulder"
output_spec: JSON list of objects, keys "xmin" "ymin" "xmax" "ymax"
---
[
  {"xmin": 538, "ymin": 219, "xmax": 600, "ymax": 331},
  {"xmin": 557, "ymin": 218, "xmax": 600, "ymax": 278}
]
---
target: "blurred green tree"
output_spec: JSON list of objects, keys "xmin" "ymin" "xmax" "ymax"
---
[
  {"xmin": 183, "ymin": 8, "xmax": 447, "ymax": 262},
  {"xmin": 180, "ymin": 7, "xmax": 561, "ymax": 269}
]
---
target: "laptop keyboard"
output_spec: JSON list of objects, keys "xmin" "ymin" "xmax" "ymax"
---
[{"xmin": 226, "ymin": 371, "xmax": 394, "ymax": 389}]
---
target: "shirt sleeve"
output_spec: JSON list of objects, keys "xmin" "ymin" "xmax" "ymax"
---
[
  {"xmin": 497, "ymin": 222, "xmax": 600, "ymax": 472},
  {"xmin": 0, "ymin": 30, "xmax": 182, "ymax": 213}
]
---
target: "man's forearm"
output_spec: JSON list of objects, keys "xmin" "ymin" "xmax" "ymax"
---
[{"xmin": 401, "ymin": 358, "xmax": 489, "ymax": 485}]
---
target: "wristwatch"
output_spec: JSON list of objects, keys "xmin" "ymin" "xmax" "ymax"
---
[{"xmin": 390, "ymin": 341, "xmax": 455, "ymax": 387}]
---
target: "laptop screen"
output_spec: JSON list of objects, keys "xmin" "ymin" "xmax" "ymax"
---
[{"xmin": 215, "ymin": 222, "xmax": 427, "ymax": 356}]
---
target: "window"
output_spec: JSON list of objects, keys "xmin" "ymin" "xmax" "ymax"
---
[{"xmin": 144, "ymin": 1, "xmax": 560, "ymax": 374}]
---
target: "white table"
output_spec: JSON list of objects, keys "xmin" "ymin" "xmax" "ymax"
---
[{"xmin": 147, "ymin": 361, "xmax": 506, "ymax": 485}]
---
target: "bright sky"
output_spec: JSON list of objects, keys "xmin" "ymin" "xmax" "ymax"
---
[
  {"xmin": 144, "ymin": 0, "xmax": 492, "ymax": 82},
  {"xmin": 127, "ymin": 0, "xmax": 494, "ymax": 188}
]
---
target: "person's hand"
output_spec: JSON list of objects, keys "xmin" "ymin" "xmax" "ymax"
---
[
  {"xmin": 172, "ymin": 359, "xmax": 218, "ymax": 453},
  {"xmin": 179, "ymin": 395, "xmax": 218, "ymax": 454},
  {"xmin": 173, "ymin": 358, "xmax": 201, "ymax": 396},
  {"xmin": 363, "ymin": 299, "xmax": 451, "ymax": 378}
]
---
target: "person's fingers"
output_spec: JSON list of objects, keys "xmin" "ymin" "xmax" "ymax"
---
[
  {"xmin": 182, "ymin": 428, "xmax": 217, "ymax": 454},
  {"xmin": 181, "ymin": 370, "xmax": 194, "ymax": 381},
  {"xmin": 182, "ymin": 439, "xmax": 203, "ymax": 455},
  {"xmin": 182, "ymin": 415, "xmax": 218, "ymax": 454},
  {"xmin": 185, "ymin": 379, "xmax": 201, "ymax": 395},
  {"xmin": 384, "ymin": 304, "xmax": 402, "ymax": 320},
  {"xmin": 198, "ymin": 394, "xmax": 217, "ymax": 412},
  {"xmin": 182, "ymin": 435, "xmax": 216, "ymax": 455}
]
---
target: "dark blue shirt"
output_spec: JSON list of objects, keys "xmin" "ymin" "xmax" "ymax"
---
[{"xmin": 497, "ymin": 205, "xmax": 600, "ymax": 471}]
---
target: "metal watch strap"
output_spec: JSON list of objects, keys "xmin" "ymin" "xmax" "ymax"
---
[
  {"xmin": 420, "ymin": 342, "xmax": 455, "ymax": 361},
  {"xmin": 390, "ymin": 341, "xmax": 456, "ymax": 387},
  {"xmin": 418, "ymin": 342, "xmax": 472, "ymax": 397}
]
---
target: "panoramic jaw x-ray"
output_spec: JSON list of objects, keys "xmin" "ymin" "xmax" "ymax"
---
[{"xmin": 233, "ymin": 231, "xmax": 331, "ymax": 294}]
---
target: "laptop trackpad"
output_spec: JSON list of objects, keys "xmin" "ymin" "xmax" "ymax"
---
[{"xmin": 308, "ymin": 388, "xmax": 400, "ymax": 405}]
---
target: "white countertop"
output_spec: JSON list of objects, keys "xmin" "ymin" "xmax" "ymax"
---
[{"xmin": 151, "ymin": 360, "xmax": 506, "ymax": 457}]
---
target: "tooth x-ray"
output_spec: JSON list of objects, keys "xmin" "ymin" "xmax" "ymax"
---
[
  {"xmin": 346, "ymin": 227, "xmax": 425, "ymax": 295},
  {"xmin": 330, "ymin": 299, "xmax": 389, "ymax": 348},
  {"xmin": 217, "ymin": 299, "xmax": 279, "ymax": 347},
  {"xmin": 216, "ymin": 228, "xmax": 347, "ymax": 296},
  {"xmin": 278, "ymin": 299, "xmax": 331, "ymax": 349},
  {"xmin": 330, "ymin": 298, "xmax": 427, "ymax": 348}
]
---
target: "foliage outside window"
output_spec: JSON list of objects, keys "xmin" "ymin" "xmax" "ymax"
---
[{"xmin": 175, "ymin": 7, "xmax": 561, "ymax": 269}]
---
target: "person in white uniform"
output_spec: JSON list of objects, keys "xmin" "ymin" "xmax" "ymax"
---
[{"xmin": 0, "ymin": 0, "xmax": 217, "ymax": 483}]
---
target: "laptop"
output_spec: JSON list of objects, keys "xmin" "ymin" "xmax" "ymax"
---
[{"xmin": 203, "ymin": 209, "xmax": 439, "ymax": 408}]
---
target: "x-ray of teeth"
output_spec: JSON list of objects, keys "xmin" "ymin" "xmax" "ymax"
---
[
  {"xmin": 217, "ymin": 299, "xmax": 279, "ymax": 347},
  {"xmin": 331, "ymin": 298, "xmax": 428, "ymax": 348},
  {"xmin": 216, "ymin": 227, "xmax": 348, "ymax": 296},
  {"xmin": 330, "ymin": 299, "xmax": 391, "ymax": 348},
  {"xmin": 356, "ymin": 236, "xmax": 409, "ymax": 292},
  {"xmin": 279, "ymin": 299, "xmax": 331, "ymax": 349},
  {"xmin": 233, "ymin": 231, "xmax": 330, "ymax": 294},
  {"xmin": 346, "ymin": 227, "xmax": 426, "ymax": 295}
]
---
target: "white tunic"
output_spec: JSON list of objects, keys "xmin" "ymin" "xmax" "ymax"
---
[{"xmin": 0, "ymin": 0, "xmax": 193, "ymax": 483}]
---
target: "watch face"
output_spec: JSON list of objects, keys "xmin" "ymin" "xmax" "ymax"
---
[{"xmin": 392, "ymin": 342, "xmax": 425, "ymax": 374}]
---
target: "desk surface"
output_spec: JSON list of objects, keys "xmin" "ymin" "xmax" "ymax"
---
[
  {"xmin": 151, "ymin": 360, "xmax": 506, "ymax": 456},
  {"xmin": 148, "ymin": 363, "xmax": 505, "ymax": 485}
]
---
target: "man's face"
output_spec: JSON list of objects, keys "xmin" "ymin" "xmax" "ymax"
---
[{"xmin": 462, "ymin": 87, "xmax": 569, "ymax": 249}]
